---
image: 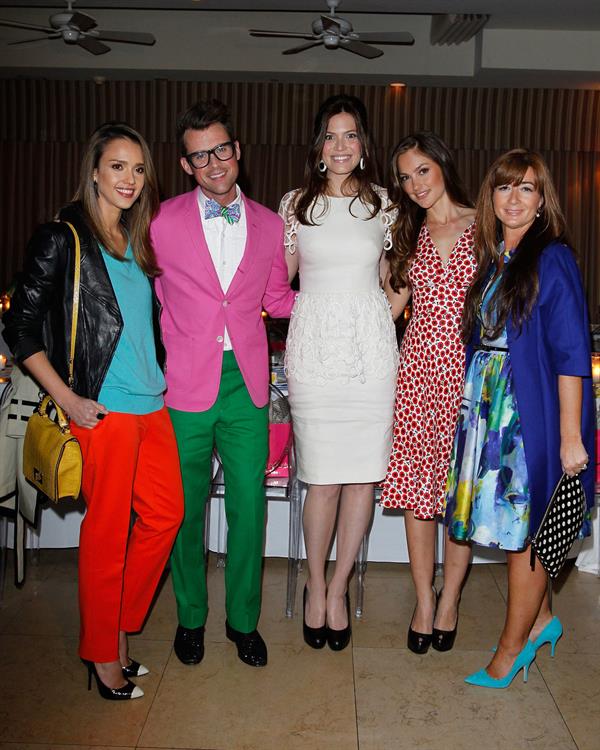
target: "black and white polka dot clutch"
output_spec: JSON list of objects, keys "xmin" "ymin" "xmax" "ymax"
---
[{"xmin": 531, "ymin": 474, "xmax": 587, "ymax": 579}]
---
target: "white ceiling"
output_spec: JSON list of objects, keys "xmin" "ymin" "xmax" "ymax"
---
[{"xmin": 0, "ymin": 1, "xmax": 599, "ymax": 87}]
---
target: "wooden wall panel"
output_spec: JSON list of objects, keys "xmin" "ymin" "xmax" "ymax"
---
[{"xmin": 1, "ymin": 81, "xmax": 598, "ymax": 318}]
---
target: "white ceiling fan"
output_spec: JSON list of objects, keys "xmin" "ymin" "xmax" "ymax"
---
[
  {"xmin": 0, "ymin": 1, "xmax": 156, "ymax": 56},
  {"xmin": 249, "ymin": 0, "xmax": 414, "ymax": 59}
]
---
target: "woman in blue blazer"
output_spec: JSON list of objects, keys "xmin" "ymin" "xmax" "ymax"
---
[{"xmin": 445, "ymin": 149, "xmax": 595, "ymax": 688}]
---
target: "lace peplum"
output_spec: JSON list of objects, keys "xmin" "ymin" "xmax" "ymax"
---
[{"xmin": 285, "ymin": 288, "xmax": 399, "ymax": 385}]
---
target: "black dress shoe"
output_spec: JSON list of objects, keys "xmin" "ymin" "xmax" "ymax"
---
[
  {"xmin": 225, "ymin": 621, "xmax": 268, "ymax": 667},
  {"xmin": 407, "ymin": 588, "xmax": 436, "ymax": 654},
  {"xmin": 122, "ymin": 658, "xmax": 150, "ymax": 678},
  {"xmin": 303, "ymin": 585, "xmax": 327, "ymax": 649},
  {"xmin": 326, "ymin": 592, "xmax": 351, "ymax": 652},
  {"xmin": 431, "ymin": 589, "xmax": 460, "ymax": 652},
  {"xmin": 407, "ymin": 624, "xmax": 432, "ymax": 654},
  {"xmin": 174, "ymin": 624, "xmax": 205, "ymax": 665},
  {"xmin": 84, "ymin": 660, "xmax": 144, "ymax": 701}
]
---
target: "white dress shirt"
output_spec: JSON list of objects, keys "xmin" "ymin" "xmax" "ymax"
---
[{"xmin": 197, "ymin": 186, "xmax": 247, "ymax": 351}]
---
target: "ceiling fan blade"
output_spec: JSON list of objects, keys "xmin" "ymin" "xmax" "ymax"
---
[
  {"xmin": 250, "ymin": 29, "xmax": 316, "ymax": 40},
  {"xmin": 70, "ymin": 12, "xmax": 97, "ymax": 33},
  {"xmin": 8, "ymin": 33, "xmax": 59, "ymax": 46},
  {"xmin": 0, "ymin": 19, "xmax": 53, "ymax": 33},
  {"xmin": 95, "ymin": 30, "xmax": 155, "ymax": 45},
  {"xmin": 77, "ymin": 35, "xmax": 110, "ymax": 55},
  {"xmin": 358, "ymin": 32, "xmax": 415, "ymax": 45},
  {"xmin": 340, "ymin": 39, "xmax": 383, "ymax": 59},
  {"xmin": 283, "ymin": 40, "xmax": 324, "ymax": 55}
]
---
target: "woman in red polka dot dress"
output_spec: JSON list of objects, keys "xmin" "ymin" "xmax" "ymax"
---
[{"xmin": 382, "ymin": 133, "xmax": 476, "ymax": 654}]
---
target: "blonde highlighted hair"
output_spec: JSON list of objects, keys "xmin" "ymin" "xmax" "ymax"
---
[{"xmin": 73, "ymin": 122, "xmax": 160, "ymax": 277}]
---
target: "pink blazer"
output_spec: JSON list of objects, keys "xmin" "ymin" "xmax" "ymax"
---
[{"xmin": 151, "ymin": 187, "xmax": 295, "ymax": 411}]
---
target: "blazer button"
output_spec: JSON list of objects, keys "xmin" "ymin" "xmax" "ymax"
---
[
  {"xmin": 216, "ymin": 335, "xmax": 224, "ymax": 343},
  {"xmin": 222, "ymin": 300, "xmax": 229, "ymax": 307}
]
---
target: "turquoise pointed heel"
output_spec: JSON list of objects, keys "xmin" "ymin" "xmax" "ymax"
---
[
  {"xmin": 465, "ymin": 640, "xmax": 536, "ymax": 689},
  {"xmin": 531, "ymin": 616, "xmax": 563, "ymax": 657}
]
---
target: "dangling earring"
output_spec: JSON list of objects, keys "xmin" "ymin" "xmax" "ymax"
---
[
  {"xmin": 318, "ymin": 160, "xmax": 327, "ymax": 173},
  {"xmin": 536, "ymin": 206, "xmax": 542, "ymax": 217},
  {"xmin": 359, "ymin": 157, "xmax": 365, "ymax": 170}
]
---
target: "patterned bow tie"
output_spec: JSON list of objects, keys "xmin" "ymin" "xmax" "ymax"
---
[{"xmin": 204, "ymin": 198, "xmax": 241, "ymax": 225}]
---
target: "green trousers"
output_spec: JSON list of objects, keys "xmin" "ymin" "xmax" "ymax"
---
[{"xmin": 169, "ymin": 351, "xmax": 269, "ymax": 633}]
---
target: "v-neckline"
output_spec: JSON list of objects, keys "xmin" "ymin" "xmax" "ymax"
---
[{"xmin": 423, "ymin": 221, "xmax": 474, "ymax": 269}]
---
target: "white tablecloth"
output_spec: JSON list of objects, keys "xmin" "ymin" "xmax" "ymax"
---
[{"xmin": 6, "ymin": 487, "xmax": 505, "ymax": 564}]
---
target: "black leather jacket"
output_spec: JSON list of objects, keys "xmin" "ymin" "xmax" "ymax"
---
[{"xmin": 3, "ymin": 202, "xmax": 165, "ymax": 401}]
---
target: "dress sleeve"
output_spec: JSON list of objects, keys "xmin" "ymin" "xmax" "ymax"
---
[
  {"xmin": 277, "ymin": 190, "xmax": 299, "ymax": 256},
  {"xmin": 372, "ymin": 185, "xmax": 396, "ymax": 253},
  {"xmin": 538, "ymin": 243, "xmax": 592, "ymax": 377}
]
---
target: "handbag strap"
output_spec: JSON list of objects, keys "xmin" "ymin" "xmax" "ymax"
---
[{"xmin": 63, "ymin": 221, "xmax": 81, "ymax": 389}]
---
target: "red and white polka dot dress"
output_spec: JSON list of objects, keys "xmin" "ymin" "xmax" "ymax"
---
[{"xmin": 380, "ymin": 222, "xmax": 476, "ymax": 518}]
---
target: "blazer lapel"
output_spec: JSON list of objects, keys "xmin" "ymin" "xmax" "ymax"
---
[
  {"xmin": 182, "ymin": 187, "xmax": 221, "ymax": 288},
  {"xmin": 227, "ymin": 194, "xmax": 261, "ymax": 296}
]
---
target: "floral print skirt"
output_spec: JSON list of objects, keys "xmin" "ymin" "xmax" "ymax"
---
[{"xmin": 444, "ymin": 350, "xmax": 531, "ymax": 552}]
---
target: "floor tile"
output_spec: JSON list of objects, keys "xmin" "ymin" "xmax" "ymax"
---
[
  {"xmin": 0, "ymin": 746, "xmax": 133, "ymax": 750},
  {"xmin": 0, "ymin": 549, "xmax": 78, "ymax": 635},
  {"xmin": 537, "ymin": 650, "xmax": 600, "ymax": 750},
  {"xmin": 353, "ymin": 563, "xmax": 506, "ymax": 651},
  {"xmin": 551, "ymin": 584, "xmax": 600, "ymax": 655},
  {"xmin": 139, "ymin": 642, "xmax": 358, "ymax": 750},
  {"xmin": 133, "ymin": 571, "xmax": 178, "ymax": 642},
  {"xmin": 1, "ymin": 571, "xmax": 79, "ymax": 636},
  {"xmin": 354, "ymin": 647, "xmax": 577, "ymax": 750},
  {"xmin": 0, "ymin": 635, "xmax": 170, "ymax": 745},
  {"xmin": 488, "ymin": 561, "xmax": 508, "ymax": 599},
  {"xmin": 2, "ymin": 550, "xmax": 598, "ymax": 750}
]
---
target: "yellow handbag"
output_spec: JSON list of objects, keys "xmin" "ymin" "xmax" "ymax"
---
[{"xmin": 23, "ymin": 221, "xmax": 83, "ymax": 502}]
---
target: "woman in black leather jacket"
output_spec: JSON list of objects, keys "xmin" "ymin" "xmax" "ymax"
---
[{"xmin": 4, "ymin": 122, "xmax": 184, "ymax": 701}]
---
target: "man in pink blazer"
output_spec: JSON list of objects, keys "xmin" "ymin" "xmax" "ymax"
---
[{"xmin": 151, "ymin": 100, "xmax": 295, "ymax": 668}]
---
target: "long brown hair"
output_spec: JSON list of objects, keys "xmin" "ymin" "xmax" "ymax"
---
[
  {"xmin": 462, "ymin": 148, "xmax": 569, "ymax": 341},
  {"xmin": 294, "ymin": 94, "xmax": 381, "ymax": 225},
  {"xmin": 73, "ymin": 122, "xmax": 160, "ymax": 277},
  {"xmin": 387, "ymin": 132, "xmax": 472, "ymax": 292}
]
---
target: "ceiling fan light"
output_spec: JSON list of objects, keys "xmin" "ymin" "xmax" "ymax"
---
[
  {"xmin": 62, "ymin": 27, "xmax": 79, "ymax": 42},
  {"xmin": 323, "ymin": 33, "xmax": 339, "ymax": 48}
]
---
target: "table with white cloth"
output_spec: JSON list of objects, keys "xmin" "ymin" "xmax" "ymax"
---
[{"xmin": 1, "ymin": 323, "xmax": 598, "ymax": 572}]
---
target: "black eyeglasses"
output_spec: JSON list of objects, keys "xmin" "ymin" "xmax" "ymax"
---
[{"xmin": 185, "ymin": 141, "xmax": 235, "ymax": 170}]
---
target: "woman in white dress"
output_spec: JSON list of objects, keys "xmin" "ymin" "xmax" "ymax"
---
[{"xmin": 279, "ymin": 95, "xmax": 399, "ymax": 651}]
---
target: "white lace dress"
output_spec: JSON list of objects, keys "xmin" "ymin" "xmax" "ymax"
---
[{"xmin": 278, "ymin": 187, "xmax": 399, "ymax": 484}]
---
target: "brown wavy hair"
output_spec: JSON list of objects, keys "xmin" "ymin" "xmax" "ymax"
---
[
  {"xmin": 387, "ymin": 132, "xmax": 472, "ymax": 292},
  {"xmin": 294, "ymin": 94, "xmax": 381, "ymax": 225},
  {"xmin": 462, "ymin": 149, "xmax": 570, "ymax": 342},
  {"xmin": 73, "ymin": 122, "xmax": 161, "ymax": 277}
]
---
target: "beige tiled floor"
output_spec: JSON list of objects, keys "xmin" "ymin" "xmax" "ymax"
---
[{"xmin": 1, "ymin": 550, "xmax": 599, "ymax": 750}]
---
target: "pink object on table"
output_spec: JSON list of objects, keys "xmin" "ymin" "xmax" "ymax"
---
[{"xmin": 266, "ymin": 422, "xmax": 292, "ymax": 479}]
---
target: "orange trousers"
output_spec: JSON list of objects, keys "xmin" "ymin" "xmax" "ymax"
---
[{"xmin": 71, "ymin": 407, "xmax": 184, "ymax": 662}]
